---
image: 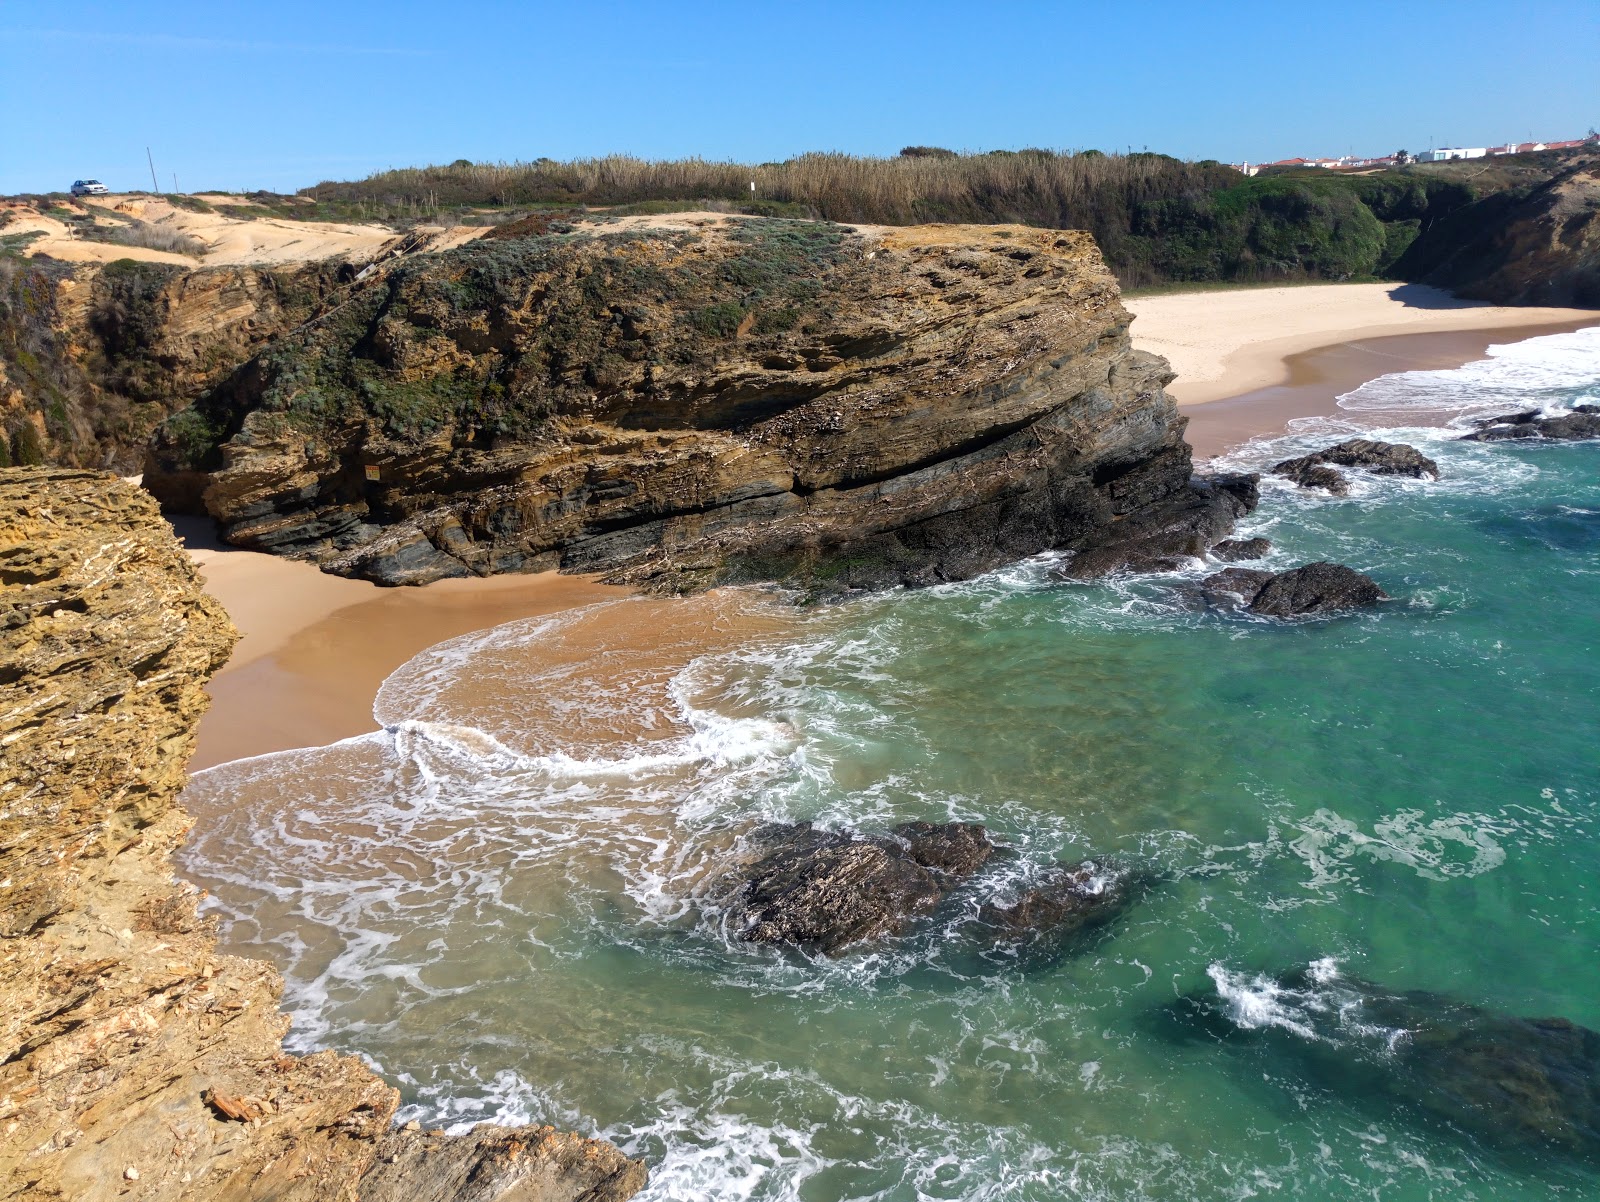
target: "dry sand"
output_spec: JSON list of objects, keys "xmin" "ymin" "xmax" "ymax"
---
[
  {"xmin": 1126, "ymin": 283, "xmax": 1596, "ymax": 405},
  {"xmin": 3, "ymin": 194, "xmax": 485, "ymax": 268}
]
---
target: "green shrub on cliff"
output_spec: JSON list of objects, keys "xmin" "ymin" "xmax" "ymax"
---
[
  {"xmin": 153, "ymin": 220, "xmax": 864, "ymax": 456},
  {"xmin": 11, "ymin": 421, "xmax": 45, "ymax": 466}
]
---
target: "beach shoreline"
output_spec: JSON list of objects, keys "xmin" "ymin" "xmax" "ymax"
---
[
  {"xmin": 185, "ymin": 284, "xmax": 1598, "ymax": 769},
  {"xmin": 1176, "ymin": 317, "xmax": 1599, "ymax": 459},
  {"xmin": 1125, "ymin": 282, "xmax": 1596, "ymax": 406}
]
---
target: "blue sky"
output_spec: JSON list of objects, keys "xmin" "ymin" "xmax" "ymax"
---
[{"xmin": 3, "ymin": 0, "xmax": 1596, "ymax": 195}]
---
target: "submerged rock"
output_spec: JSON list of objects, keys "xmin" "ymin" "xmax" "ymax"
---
[
  {"xmin": 1272, "ymin": 438, "xmax": 1440, "ymax": 494},
  {"xmin": 723, "ymin": 822, "xmax": 993, "ymax": 955},
  {"xmin": 1188, "ymin": 962, "xmax": 1600, "ymax": 1163},
  {"xmin": 1463, "ymin": 406, "xmax": 1600, "ymax": 442},
  {"xmin": 974, "ymin": 859, "xmax": 1144, "ymax": 958},
  {"xmin": 1200, "ymin": 561, "xmax": 1387, "ymax": 617},
  {"xmin": 1248, "ymin": 562, "xmax": 1388, "ymax": 617},
  {"xmin": 1209, "ymin": 536, "xmax": 1272, "ymax": 561}
]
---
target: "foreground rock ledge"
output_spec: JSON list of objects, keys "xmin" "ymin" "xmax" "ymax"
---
[
  {"xmin": 0, "ymin": 469, "xmax": 645, "ymax": 1202},
  {"xmin": 146, "ymin": 218, "xmax": 1228, "ymax": 593}
]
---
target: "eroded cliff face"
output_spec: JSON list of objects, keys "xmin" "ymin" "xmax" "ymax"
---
[
  {"xmin": 1399, "ymin": 152, "xmax": 1600, "ymax": 307},
  {"xmin": 146, "ymin": 217, "xmax": 1216, "ymax": 591},
  {"xmin": 0, "ymin": 468, "xmax": 645, "ymax": 1201},
  {"xmin": 0, "ymin": 259, "xmax": 348, "ymax": 472}
]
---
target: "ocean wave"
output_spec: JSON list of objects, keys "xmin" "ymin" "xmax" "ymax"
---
[{"xmin": 1336, "ymin": 323, "xmax": 1600, "ymax": 416}]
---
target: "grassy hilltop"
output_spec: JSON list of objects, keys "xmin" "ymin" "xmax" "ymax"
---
[{"xmin": 292, "ymin": 146, "xmax": 1599, "ymax": 291}]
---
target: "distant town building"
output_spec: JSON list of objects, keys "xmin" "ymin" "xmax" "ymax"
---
[
  {"xmin": 1227, "ymin": 133, "xmax": 1593, "ymax": 175},
  {"xmin": 1413, "ymin": 147, "xmax": 1488, "ymax": 162}
]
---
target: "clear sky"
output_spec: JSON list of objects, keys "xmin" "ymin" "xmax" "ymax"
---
[{"xmin": 3, "ymin": 0, "xmax": 1596, "ymax": 195}]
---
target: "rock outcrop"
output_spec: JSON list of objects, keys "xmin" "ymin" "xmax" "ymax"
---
[
  {"xmin": 974, "ymin": 859, "xmax": 1145, "ymax": 960},
  {"xmin": 0, "ymin": 258, "xmax": 349, "ymax": 472},
  {"xmin": 0, "ymin": 469, "xmax": 644, "ymax": 1202},
  {"xmin": 1200, "ymin": 561, "xmax": 1388, "ymax": 617},
  {"xmin": 1270, "ymin": 439, "xmax": 1439, "ymax": 496},
  {"xmin": 1055, "ymin": 472, "xmax": 1260, "ymax": 579},
  {"xmin": 1209, "ymin": 536, "xmax": 1271, "ymax": 561},
  {"xmin": 720, "ymin": 821, "xmax": 995, "ymax": 956},
  {"xmin": 144, "ymin": 217, "xmax": 1239, "ymax": 593},
  {"xmin": 1463, "ymin": 405, "xmax": 1600, "ymax": 442}
]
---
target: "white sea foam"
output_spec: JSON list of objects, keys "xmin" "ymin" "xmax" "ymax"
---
[
  {"xmin": 1208, "ymin": 959, "xmax": 1410, "ymax": 1054},
  {"xmin": 1336, "ymin": 324, "xmax": 1600, "ymax": 417}
]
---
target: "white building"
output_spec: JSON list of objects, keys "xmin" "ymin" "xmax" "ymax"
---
[{"xmin": 1414, "ymin": 147, "xmax": 1488, "ymax": 162}]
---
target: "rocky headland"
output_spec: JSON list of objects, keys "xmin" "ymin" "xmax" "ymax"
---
[
  {"xmin": 141, "ymin": 216, "xmax": 1248, "ymax": 593},
  {"xmin": 0, "ymin": 468, "xmax": 645, "ymax": 1202}
]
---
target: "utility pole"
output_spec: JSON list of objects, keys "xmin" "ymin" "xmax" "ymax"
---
[
  {"xmin": 172, "ymin": 173, "xmax": 179, "ymax": 194},
  {"xmin": 147, "ymin": 147, "xmax": 159, "ymax": 194}
]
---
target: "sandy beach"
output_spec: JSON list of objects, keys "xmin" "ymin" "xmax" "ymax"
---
[
  {"xmin": 184, "ymin": 282, "xmax": 1597, "ymax": 770},
  {"xmin": 1125, "ymin": 282, "xmax": 1597, "ymax": 407},
  {"xmin": 186, "ymin": 525, "xmax": 801, "ymax": 771}
]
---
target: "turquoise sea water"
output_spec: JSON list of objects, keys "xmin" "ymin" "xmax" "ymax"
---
[{"xmin": 181, "ymin": 326, "xmax": 1600, "ymax": 1200}]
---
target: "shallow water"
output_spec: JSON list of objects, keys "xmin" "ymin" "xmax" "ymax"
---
[{"xmin": 181, "ymin": 326, "xmax": 1600, "ymax": 1200}]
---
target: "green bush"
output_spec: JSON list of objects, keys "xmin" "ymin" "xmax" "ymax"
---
[{"xmin": 11, "ymin": 422, "xmax": 45, "ymax": 466}]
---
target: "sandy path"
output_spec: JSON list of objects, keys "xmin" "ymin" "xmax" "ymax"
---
[
  {"xmin": 3, "ymin": 195, "xmax": 486, "ymax": 268},
  {"xmin": 1126, "ymin": 283, "xmax": 1597, "ymax": 404}
]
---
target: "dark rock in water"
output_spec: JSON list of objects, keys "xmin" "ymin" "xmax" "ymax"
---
[
  {"xmin": 1248, "ymin": 562, "xmax": 1386, "ymax": 617},
  {"xmin": 972, "ymin": 859, "xmax": 1145, "ymax": 965},
  {"xmin": 1272, "ymin": 438, "xmax": 1440, "ymax": 494},
  {"xmin": 1249, "ymin": 562, "xmax": 1386, "ymax": 616},
  {"xmin": 1189, "ymin": 962, "xmax": 1600, "ymax": 1163},
  {"xmin": 1200, "ymin": 567, "xmax": 1276, "ymax": 607},
  {"xmin": 724, "ymin": 821, "xmax": 993, "ymax": 955},
  {"xmin": 1209, "ymin": 471, "xmax": 1262, "ymax": 513},
  {"xmin": 1200, "ymin": 562, "xmax": 1386, "ymax": 616},
  {"xmin": 1464, "ymin": 409, "xmax": 1600, "ymax": 442},
  {"xmin": 1274, "ymin": 460, "xmax": 1351, "ymax": 494},
  {"xmin": 894, "ymin": 821, "xmax": 995, "ymax": 880},
  {"xmin": 1210, "ymin": 536, "xmax": 1271, "ymax": 561},
  {"xmin": 1059, "ymin": 546, "xmax": 1190, "ymax": 579},
  {"xmin": 1058, "ymin": 473, "xmax": 1260, "ymax": 580}
]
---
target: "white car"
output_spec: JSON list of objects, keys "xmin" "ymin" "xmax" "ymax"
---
[{"xmin": 70, "ymin": 180, "xmax": 109, "ymax": 196}]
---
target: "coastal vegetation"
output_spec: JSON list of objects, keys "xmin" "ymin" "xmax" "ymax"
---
[{"xmin": 295, "ymin": 146, "xmax": 1597, "ymax": 289}]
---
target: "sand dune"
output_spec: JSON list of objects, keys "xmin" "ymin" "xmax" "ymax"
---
[{"xmin": 2, "ymin": 193, "xmax": 485, "ymax": 267}]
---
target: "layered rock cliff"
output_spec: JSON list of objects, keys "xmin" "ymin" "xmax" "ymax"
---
[
  {"xmin": 146, "ymin": 216, "xmax": 1229, "ymax": 591},
  {"xmin": 0, "ymin": 258, "xmax": 348, "ymax": 472},
  {"xmin": 0, "ymin": 468, "xmax": 645, "ymax": 1200}
]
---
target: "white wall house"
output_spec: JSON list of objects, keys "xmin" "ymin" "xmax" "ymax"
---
[{"xmin": 1414, "ymin": 147, "xmax": 1488, "ymax": 162}]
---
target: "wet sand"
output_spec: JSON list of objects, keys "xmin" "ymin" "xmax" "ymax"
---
[
  {"xmin": 1181, "ymin": 318, "xmax": 1600, "ymax": 459},
  {"xmin": 190, "ymin": 556, "xmax": 632, "ymax": 769}
]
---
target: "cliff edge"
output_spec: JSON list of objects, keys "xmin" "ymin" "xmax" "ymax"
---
[
  {"xmin": 0, "ymin": 468, "xmax": 645, "ymax": 1201},
  {"xmin": 145, "ymin": 216, "xmax": 1234, "ymax": 592}
]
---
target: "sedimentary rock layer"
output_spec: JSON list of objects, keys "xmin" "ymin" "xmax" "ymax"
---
[
  {"xmin": 0, "ymin": 468, "xmax": 644, "ymax": 1201},
  {"xmin": 146, "ymin": 218, "xmax": 1216, "ymax": 591}
]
